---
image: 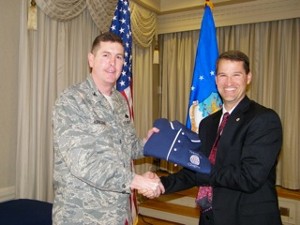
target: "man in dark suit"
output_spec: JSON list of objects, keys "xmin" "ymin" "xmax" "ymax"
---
[{"xmin": 157, "ymin": 50, "xmax": 283, "ymax": 225}]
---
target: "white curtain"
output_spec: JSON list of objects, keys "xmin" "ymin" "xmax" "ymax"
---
[
  {"xmin": 130, "ymin": 0, "xmax": 158, "ymax": 174},
  {"xmin": 158, "ymin": 31, "xmax": 199, "ymax": 173},
  {"xmin": 17, "ymin": 0, "xmax": 101, "ymax": 201},
  {"xmin": 130, "ymin": 1, "xmax": 157, "ymax": 48},
  {"xmin": 132, "ymin": 43, "xmax": 156, "ymax": 174},
  {"xmin": 36, "ymin": 0, "xmax": 117, "ymax": 32},
  {"xmin": 159, "ymin": 18, "xmax": 300, "ymax": 189}
]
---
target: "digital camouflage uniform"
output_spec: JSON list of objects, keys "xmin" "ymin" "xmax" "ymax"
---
[{"xmin": 52, "ymin": 76, "xmax": 144, "ymax": 225}]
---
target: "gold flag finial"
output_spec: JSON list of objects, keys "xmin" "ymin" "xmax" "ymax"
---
[{"xmin": 204, "ymin": 0, "xmax": 214, "ymax": 9}]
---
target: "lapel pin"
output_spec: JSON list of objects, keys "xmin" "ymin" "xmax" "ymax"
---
[{"xmin": 236, "ymin": 118, "xmax": 240, "ymax": 122}]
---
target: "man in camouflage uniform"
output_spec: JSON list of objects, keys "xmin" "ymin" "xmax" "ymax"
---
[{"xmin": 52, "ymin": 32, "xmax": 164, "ymax": 225}]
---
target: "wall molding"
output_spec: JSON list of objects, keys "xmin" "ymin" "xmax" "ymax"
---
[
  {"xmin": 157, "ymin": 0, "xmax": 300, "ymax": 34},
  {"xmin": 0, "ymin": 186, "xmax": 15, "ymax": 202},
  {"xmin": 278, "ymin": 197, "xmax": 300, "ymax": 225}
]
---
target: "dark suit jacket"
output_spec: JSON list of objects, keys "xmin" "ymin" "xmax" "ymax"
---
[{"xmin": 161, "ymin": 96, "xmax": 283, "ymax": 225}]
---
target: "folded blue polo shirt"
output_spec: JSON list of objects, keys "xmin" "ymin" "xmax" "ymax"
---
[{"xmin": 144, "ymin": 118, "xmax": 211, "ymax": 174}]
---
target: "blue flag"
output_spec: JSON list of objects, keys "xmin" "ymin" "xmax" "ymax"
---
[
  {"xmin": 110, "ymin": 0, "xmax": 134, "ymax": 119},
  {"xmin": 186, "ymin": 3, "xmax": 222, "ymax": 132}
]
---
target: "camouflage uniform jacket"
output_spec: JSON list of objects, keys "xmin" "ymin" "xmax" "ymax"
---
[{"xmin": 52, "ymin": 76, "xmax": 144, "ymax": 225}]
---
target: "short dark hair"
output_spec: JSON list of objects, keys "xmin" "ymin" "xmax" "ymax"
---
[
  {"xmin": 216, "ymin": 50, "xmax": 250, "ymax": 74},
  {"xmin": 91, "ymin": 32, "xmax": 123, "ymax": 54}
]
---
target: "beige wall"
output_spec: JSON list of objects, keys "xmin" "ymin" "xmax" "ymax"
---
[{"xmin": 0, "ymin": 0, "xmax": 20, "ymax": 194}]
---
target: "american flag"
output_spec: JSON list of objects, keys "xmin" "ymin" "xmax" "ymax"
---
[
  {"xmin": 110, "ymin": 0, "xmax": 134, "ymax": 119},
  {"xmin": 110, "ymin": 3, "xmax": 137, "ymax": 224}
]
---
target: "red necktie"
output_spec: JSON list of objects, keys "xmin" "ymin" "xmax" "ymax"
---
[
  {"xmin": 208, "ymin": 112, "xmax": 230, "ymax": 164},
  {"xmin": 196, "ymin": 112, "xmax": 230, "ymax": 212}
]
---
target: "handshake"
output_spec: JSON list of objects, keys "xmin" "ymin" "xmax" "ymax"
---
[{"xmin": 130, "ymin": 171, "xmax": 165, "ymax": 199}]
